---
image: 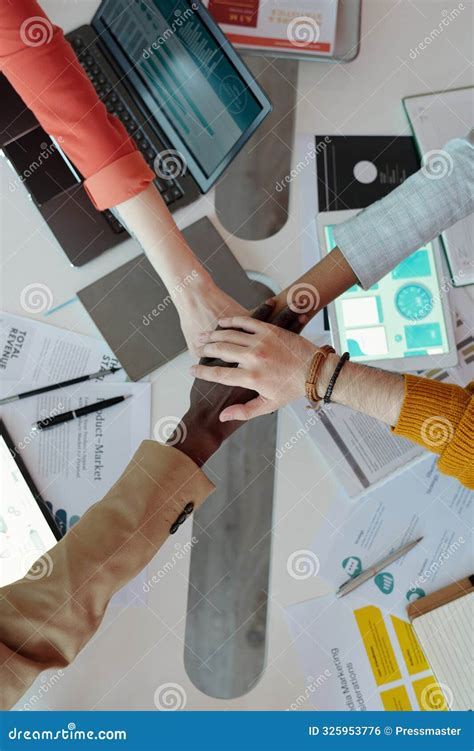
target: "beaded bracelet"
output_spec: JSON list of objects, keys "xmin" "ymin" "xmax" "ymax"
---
[
  {"xmin": 305, "ymin": 345, "xmax": 335, "ymax": 405},
  {"xmin": 322, "ymin": 352, "xmax": 350, "ymax": 404}
]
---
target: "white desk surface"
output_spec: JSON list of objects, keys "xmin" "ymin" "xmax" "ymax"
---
[{"xmin": 2, "ymin": 0, "xmax": 472, "ymax": 710}]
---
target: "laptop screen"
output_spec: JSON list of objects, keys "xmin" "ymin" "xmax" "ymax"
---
[
  {"xmin": 95, "ymin": 0, "xmax": 268, "ymax": 186},
  {"xmin": 0, "ymin": 432, "xmax": 58, "ymax": 587}
]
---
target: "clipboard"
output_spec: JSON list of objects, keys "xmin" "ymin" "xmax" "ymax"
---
[
  {"xmin": 407, "ymin": 574, "xmax": 474, "ymax": 620},
  {"xmin": 407, "ymin": 575, "xmax": 474, "ymax": 711}
]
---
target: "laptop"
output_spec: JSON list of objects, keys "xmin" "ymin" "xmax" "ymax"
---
[
  {"xmin": 0, "ymin": 420, "xmax": 62, "ymax": 588},
  {"xmin": 0, "ymin": 0, "xmax": 271, "ymax": 266}
]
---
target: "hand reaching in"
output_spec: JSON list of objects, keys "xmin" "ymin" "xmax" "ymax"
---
[
  {"xmin": 190, "ymin": 312, "xmax": 319, "ymax": 423},
  {"xmin": 177, "ymin": 278, "xmax": 248, "ymax": 357}
]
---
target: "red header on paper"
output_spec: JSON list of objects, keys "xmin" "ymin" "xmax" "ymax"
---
[
  {"xmin": 224, "ymin": 34, "xmax": 331, "ymax": 52},
  {"xmin": 208, "ymin": 0, "xmax": 259, "ymax": 28}
]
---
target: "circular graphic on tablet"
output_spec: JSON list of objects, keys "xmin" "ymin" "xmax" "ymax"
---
[{"xmin": 395, "ymin": 284, "xmax": 433, "ymax": 320}]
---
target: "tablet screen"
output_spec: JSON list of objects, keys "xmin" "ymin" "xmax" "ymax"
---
[
  {"xmin": 323, "ymin": 225, "xmax": 451, "ymax": 363},
  {"xmin": 0, "ymin": 433, "xmax": 58, "ymax": 587}
]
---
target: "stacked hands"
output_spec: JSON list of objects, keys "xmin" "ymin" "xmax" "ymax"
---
[
  {"xmin": 192, "ymin": 306, "xmax": 317, "ymax": 422},
  {"xmin": 174, "ymin": 298, "xmax": 323, "ymax": 467}
]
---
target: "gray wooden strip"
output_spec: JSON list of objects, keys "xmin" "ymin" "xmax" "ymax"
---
[
  {"xmin": 184, "ymin": 412, "xmax": 277, "ymax": 699},
  {"xmin": 215, "ymin": 56, "xmax": 298, "ymax": 241}
]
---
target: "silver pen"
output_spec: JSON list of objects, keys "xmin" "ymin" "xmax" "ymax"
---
[{"xmin": 336, "ymin": 537, "xmax": 423, "ymax": 598}]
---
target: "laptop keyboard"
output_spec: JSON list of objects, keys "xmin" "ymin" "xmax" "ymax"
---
[{"xmin": 70, "ymin": 34, "xmax": 184, "ymax": 216}]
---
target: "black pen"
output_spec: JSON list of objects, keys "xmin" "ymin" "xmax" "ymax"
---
[
  {"xmin": 0, "ymin": 367, "xmax": 122, "ymax": 406},
  {"xmin": 33, "ymin": 395, "xmax": 131, "ymax": 431}
]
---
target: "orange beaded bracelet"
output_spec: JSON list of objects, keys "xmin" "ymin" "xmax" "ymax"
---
[{"xmin": 305, "ymin": 345, "xmax": 335, "ymax": 405}]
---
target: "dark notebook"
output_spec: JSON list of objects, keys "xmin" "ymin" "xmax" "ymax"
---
[
  {"xmin": 78, "ymin": 217, "xmax": 271, "ymax": 381},
  {"xmin": 316, "ymin": 135, "xmax": 420, "ymax": 212},
  {"xmin": 0, "ymin": 73, "xmax": 37, "ymax": 147}
]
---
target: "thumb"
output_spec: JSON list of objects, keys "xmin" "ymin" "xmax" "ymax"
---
[{"xmin": 220, "ymin": 396, "xmax": 271, "ymax": 422}]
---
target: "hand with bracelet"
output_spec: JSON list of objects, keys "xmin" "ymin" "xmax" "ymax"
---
[
  {"xmin": 191, "ymin": 314, "xmax": 409, "ymax": 427},
  {"xmin": 191, "ymin": 312, "xmax": 473, "ymax": 489}
]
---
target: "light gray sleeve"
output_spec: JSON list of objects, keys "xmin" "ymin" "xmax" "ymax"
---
[{"xmin": 333, "ymin": 131, "xmax": 474, "ymax": 289}]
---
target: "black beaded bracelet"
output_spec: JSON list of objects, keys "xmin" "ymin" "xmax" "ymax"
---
[{"xmin": 323, "ymin": 352, "xmax": 350, "ymax": 404}]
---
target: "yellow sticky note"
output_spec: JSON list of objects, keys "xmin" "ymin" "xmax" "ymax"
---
[
  {"xmin": 413, "ymin": 676, "xmax": 449, "ymax": 710},
  {"xmin": 354, "ymin": 605, "xmax": 402, "ymax": 686},
  {"xmin": 391, "ymin": 615, "xmax": 430, "ymax": 675},
  {"xmin": 380, "ymin": 685, "xmax": 413, "ymax": 711}
]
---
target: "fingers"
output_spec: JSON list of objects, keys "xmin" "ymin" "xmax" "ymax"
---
[
  {"xmin": 190, "ymin": 363, "xmax": 251, "ymax": 388},
  {"xmin": 197, "ymin": 328, "xmax": 252, "ymax": 348},
  {"xmin": 195, "ymin": 341, "xmax": 247, "ymax": 363},
  {"xmin": 220, "ymin": 396, "xmax": 270, "ymax": 422},
  {"xmin": 217, "ymin": 315, "xmax": 266, "ymax": 334}
]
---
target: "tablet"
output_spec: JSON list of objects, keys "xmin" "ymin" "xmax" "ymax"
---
[
  {"xmin": 0, "ymin": 420, "xmax": 61, "ymax": 587},
  {"xmin": 317, "ymin": 210, "xmax": 457, "ymax": 371}
]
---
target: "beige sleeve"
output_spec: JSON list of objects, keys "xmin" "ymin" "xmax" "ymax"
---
[{"xmin": 0, "ymin": 440, "xmax": 215, "ymax": 708}]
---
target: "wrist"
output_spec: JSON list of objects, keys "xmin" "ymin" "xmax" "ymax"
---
[
  {"xmin": 172, "ymin": 409, "xmax": 221, "ymax": 467},
  {"xmin": 316, "ymin": 352, "xmax": 342, "ymax": 401},
  {"xmin": 174, "ymin": 269, "xmax": 215, "ymax": 313}
]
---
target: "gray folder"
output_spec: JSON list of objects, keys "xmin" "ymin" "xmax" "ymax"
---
[{"xmin": 78, "ymin": 217, "xmax": 270, "ymax": 380}]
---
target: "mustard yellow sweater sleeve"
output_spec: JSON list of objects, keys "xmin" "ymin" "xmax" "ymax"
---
[{"xmin": 392, "ymin": 374, "xmax": 474, "ymax": 489}]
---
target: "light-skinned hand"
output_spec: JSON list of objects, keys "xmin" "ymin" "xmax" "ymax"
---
[{"xmin": 190, "ymin": 314, "xmax": 319, "ymax": 422}]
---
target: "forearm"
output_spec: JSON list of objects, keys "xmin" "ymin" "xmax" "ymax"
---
[
  {"xmin": 271, "ymin": 246, "xmax": 357, "ymax": 323},
  {"xmin": 115, "ymin": 183, "xmax": 212, "ymax": 293},
  {"xmin": 0, "ymin": 440, "xmax": 214, "ymax": 709},
  {"xmin": 0, "ymin": 0, "xmax": 154, "ymax": 211},
  {"xmin": 333, "ymin": 133, "xmax": 474, "ymax": 290},
  {"xmin": 316, "ymin": 358, "xmax": 473, "ymax": 486},
  {"xmin": 115, "ymin": 185, "xmax": 250, "ymax": 354},
  {"xmin": 318, "ymin": 353, "xmax": 405, "ymax": 426},
  {"xmin": 273, "ymin": 133, "xmax": 474, "ymax": 313}
]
